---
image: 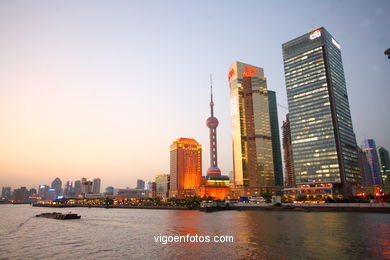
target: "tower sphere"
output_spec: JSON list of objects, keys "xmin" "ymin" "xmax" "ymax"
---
[{"xmin": 206, "ymin": 116, "xmax": 219, "ymax": 128}]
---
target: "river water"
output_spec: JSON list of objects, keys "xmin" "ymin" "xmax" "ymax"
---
[{"xmin": 0, "ymin": 205, "xmax": 389, "ymax": 259}]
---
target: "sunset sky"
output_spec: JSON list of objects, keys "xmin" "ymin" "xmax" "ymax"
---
[{"xmin": 1, "ymin": 0, "xmax": 389, "ymax": 190}]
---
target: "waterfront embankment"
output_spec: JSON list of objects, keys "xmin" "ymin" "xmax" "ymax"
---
[{"xmin": 32, "ymin": 202, "xmax": 390, "ymax": 213}]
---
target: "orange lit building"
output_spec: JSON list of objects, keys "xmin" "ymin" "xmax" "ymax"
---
[
  {"xmin": 198, "ymin": 177, "xmax": 230, "ymax": 200},
  {"xmin": 169, "ymin": 138, "xmax": 202, "ymax": 197}
]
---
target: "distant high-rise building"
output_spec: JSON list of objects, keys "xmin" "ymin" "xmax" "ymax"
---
[
  {"xmin": 93, "ymin": 178, "xmax": 101, "ymax": 194},
  {"xmin": 268, "ymin": 90, "xmax": 283, "ymax": 191},
  {"xmin": 147, "ymin": 181, "xmax": 157, "ymax": 198},
  {"xmin": 74, "ymin": 180, "xmax": 82, "ymax": 196},
  {"xmin": 29, "ymin": 188, "xmax": 37, "ymax": 196},
  {"xmin": 136, "ymin": 179, "xmax": 145, "ymax": 190},
  {"xmin": 13, "ymin": 187, "xmax": 29, "ymax": 202},
  {"xmin": 378, "ymin": 146, "xmax": 390, "ymax": 193},
  {"xmin": 81, "ymin": 178, "xmax": 93, "ymax": 194},
  {"xmin": 51, "ymin": 177, "xmax": 63, "ymax": 196},
  {"xmin": 229, "ymin": 61, "xmax": 275, "ymax": 197},
  {"xmin": 105, "ymin": 186, "xmax": 114, "ymax": 195},
  {"xmin": 1, "ymin": 187, "xmax": 11, "ymax": 200},
  {"xmin": 64, "ymin": 180, "xmax": 74, "ymax": 198},
  {"xmin": 282, "ymin": 114, "xmax": 295, "ymax": 188},
  {"xmin": 362, "ymin": 139, "xmax": 382, "ymax": 187},
  {"xmin": 38, "ymin": 184, "xmax": 50, "ymax": 200},
  {"xmin": 358, "ymin": 147, "xmax": 374, "ymax": 194},
  {"xmin": 282, "ymin": 27, "xmax": 360, "ymax": 198},
  {"xmin": 169, "ymin": 138, "xmax": 202, "ymax": 197},
  {"xmin": 155, "ymin": 174, "xmax": 170, "ymax": 198}
]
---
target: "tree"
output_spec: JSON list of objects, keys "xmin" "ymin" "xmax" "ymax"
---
[{"xmin": 261, "ymin": 192, "xmax": 272, "ymax": 203}]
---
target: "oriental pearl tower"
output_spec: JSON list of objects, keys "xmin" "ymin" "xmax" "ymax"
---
[{"xmin": 206, "ymin": 77, "xmax": 221, "ymax": 177}]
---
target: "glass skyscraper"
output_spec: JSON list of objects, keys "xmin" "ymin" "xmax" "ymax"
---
[
  {"xmin": 282, "ymin": 27, "xmax": 360, "ymax": 197},
  {"xmin": 268, "ymin": 90, "xmax": 283, "ymax": 190},
  {"xmin": 229, "ymin": 61, "xmax": 275, "ymax": 197},
  {"xmin": 362, "ymin": 139, "xmax": 382, "ymax": 186}
]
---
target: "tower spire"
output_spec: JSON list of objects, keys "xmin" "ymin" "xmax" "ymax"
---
[{"xmin": 210, "ymin": 74, "xmax": 214, "ymax": 117}]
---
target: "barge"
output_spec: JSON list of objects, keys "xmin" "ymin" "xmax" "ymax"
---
[{"xmin": 36, "ymin": 212, "xmax": 81, "ymax": 220}]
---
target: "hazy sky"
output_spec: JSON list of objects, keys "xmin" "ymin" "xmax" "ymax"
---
[{"xmin": 1, "ymin": 0, "xmax": 389, "ymax": 190}]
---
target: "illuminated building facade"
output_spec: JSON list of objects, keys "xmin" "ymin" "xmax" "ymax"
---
[
  {"xmin": 282, "ymin": 114, "xmax": 295, "ymax": 188},
  {"xmin": 169, "ymin": 138, "xmax": 202, "ymax": 197},
  {"xmin": 282, "ymin": 27, "xmax": 360, "ymax": 198},
  {"xmin": 229, "ymin": 61, "xmax": 275, "ymax": 197}
]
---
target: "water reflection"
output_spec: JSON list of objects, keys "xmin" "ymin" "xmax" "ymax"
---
[{"xmin": 0, "ymin": 205, "xmax": 389, "ymax": 259}]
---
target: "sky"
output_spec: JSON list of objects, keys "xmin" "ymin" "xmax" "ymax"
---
[{"xmin": 0, "ymin": 0, "xmax": 389, "ymax": 190}]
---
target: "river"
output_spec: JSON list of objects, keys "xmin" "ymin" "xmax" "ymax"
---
[{"xmin": 0, "ymin": 205, "xmax": 389, "ymax": 259}]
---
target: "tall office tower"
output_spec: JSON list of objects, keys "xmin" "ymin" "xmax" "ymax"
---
[
  {"xmin": 358, "ymin": 147, "xmax": 374, "ymax": 194},
  {"xmin": 64, "ymin": 180, "xmax": 73, "ymax": 198},
  {"xmin": 51, "ymin": 177, "xmax": 62, "ymax": 196},
  {"xmin": 362, "ymin": 139, "xmax": 382, "ymax": 187},
  {"xmin": 169, "ymin": 138, "xmax": 202, "ymax": 197},
  {"xmin": 155, "ymin": 174, "xmax": 170, "ymax": 198},
  {"xmin": 13, "ymin": 187, "xmax": 29, "ymax": 202},
  {"xmin": 282, "ymin": 114, "xmax": 295, "ymax": 188},
  {"xmin": 229, "ymin": 61, "xmax": 275, "ymax": 197},
  {"xmin": 1, "ymin": 187, "xmax": 11, "ymax": 200},
  {"xmin": 38, "ymin": 184, "xmax": 49, "ymax": 200},
  {"xmin": 74, "ymin": 180, "xmax": 82, "ymax": 196},
  {"xmin": 268, "ymin": 90, "xmax": 283, "ymax": 191},
  {"xmin": 93, "ymin": 178, "xmax": 101, "ymax": 194},
  {"xmin": 81, "ymin": 178, "xmax": 93, "ymax": 194},
  {"xmin": 136, "ymin": 179, "xmax": 145, "ymax": 189},
  {"xmin": 282, "ymin": 27, "xmax": 360, "ymax": 198},
  {"xmin": 206, "ymin": 78, "xmax": 221, "ymax": 177},
  {"xmin": 378, "ymin": 146, "xmax": 390, "ymax": 193}
]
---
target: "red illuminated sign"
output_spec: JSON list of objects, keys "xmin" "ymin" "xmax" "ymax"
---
[
  {"xmin": 242, "ymin": 65, "xmax": 256, "ymax": 77},
  {"xmin": 228, "ymin": 68, "xmax": 235, "ymax": 80}
]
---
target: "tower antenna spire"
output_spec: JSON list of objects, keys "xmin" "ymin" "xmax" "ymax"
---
[{"xmin": 210, "ymin": 74, "xmax": 214, "ymax": 117}]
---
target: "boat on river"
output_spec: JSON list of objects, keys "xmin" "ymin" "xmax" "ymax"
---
[{"xmin": 36, "ymin": 212, "xmax": 81, "ymax": 220}]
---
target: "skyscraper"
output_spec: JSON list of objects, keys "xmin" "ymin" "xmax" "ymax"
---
[
  {"xmin": 155, "ymin": 174, "xmax": 170, "ymax": 198},
  {"xmin": 51, "ymin": 177, "xmax": 62, "ymax": 197},
  {"xmin": 1, "ymin": 187, "xmax": 11, "ymax": 200},
  {"xmin": 64, "ymin": 180, "xmax": 73, "ymax": 198},
  {"xmin": 268, "ymin": 90, "xmax": 283, "ymax": 191},
  {"xmin": 229, "ymin": 61, "xmax": 275, "ymax": 197},
  {"xmin": 93, "ymin": 178, "xmax": 101, "ymax": 194},
  {"xmin": 362, "ymin": 139, "xmax": 382, "ymax": 187},
  {"xmin": 136, "ymin": 179, "xmax": 145, "ymax": 190},
  {"xmin": 378, "ymin": 146, "xmax": 390, "ymax": 193},
  {"xmin": 206, "ymin": 77, "xmax": 221, "ymax": 177},
  {"xmin": 282, "ymin": 27, "xmax": 360, "ymax": 198},
  {"xmin": 282, "ymin": 114, "xmax": 295, "ymax": 188},
  {"xmin": 169, "ymin": 138, "xmax": 202, "ymax": 197},
  {"xmin": 74, "ymin": 180, "xmax": 82, "ymax": 196}
]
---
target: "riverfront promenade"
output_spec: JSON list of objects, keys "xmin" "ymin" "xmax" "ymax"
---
[{"xmin": 32, "ymin": 202, "xmax": 390, "ymax": 213}]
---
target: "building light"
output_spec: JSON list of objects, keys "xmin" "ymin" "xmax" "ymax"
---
[{"xmin": 309, "ymin": 30, "xmax": 321, "ymax": 40}]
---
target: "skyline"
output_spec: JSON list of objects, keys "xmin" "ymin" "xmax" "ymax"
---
[{"xmin": 1, "ymin": 1, "xmax": 389, "ymax": 189}]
